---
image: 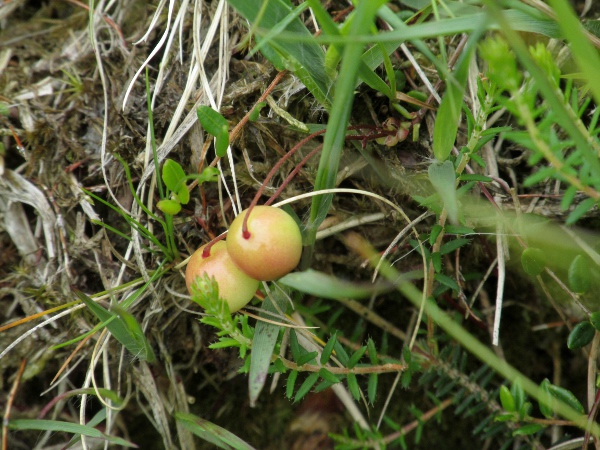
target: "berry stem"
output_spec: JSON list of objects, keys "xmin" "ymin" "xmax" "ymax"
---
[
  {"xmin": 201, "ymin": 232, "xmax": 227, "ymax": 258},
  {"xmin": 241, "ymin": 124, "xmax": 397, "ymax": 236}
]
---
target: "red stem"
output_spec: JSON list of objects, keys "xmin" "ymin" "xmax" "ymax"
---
[
  {"xmin": 201, "ymin": 233, "xmax": 227, "ymax": 258},
  {"xmin": 241, "ymin": 125, "xmax": 392, "ymax": 237},
  {"xmin": 265, "ymin": 144, "xmax": 324, "ymax": 206}
]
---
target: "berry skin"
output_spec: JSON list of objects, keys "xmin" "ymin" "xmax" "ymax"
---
[
  {"xmin": 227, "ymin": 206, "xmax": 303, "ymax": 281},
  {"xmin": 185, "ymin": 241, "xmax": 259, "ymax": 312}
]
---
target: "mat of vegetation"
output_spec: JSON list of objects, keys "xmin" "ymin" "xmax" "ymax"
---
[{"xmin": 2, "ymin": 1, "xmax": 600, "ymax": 449}]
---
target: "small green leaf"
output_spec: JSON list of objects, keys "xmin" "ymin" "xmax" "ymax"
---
[
  {"xmin": 318, "ymin": 367, "xmax": 341, "ymax": 384},
  {"xmin": 197, "ymin": 106, "xmax": 230, "ymax": 157},
  {"xmin": 429, "ymin": 224, "xmax": 443, "ymax": 246},
  {"xmin": 521, "ymin": 248, "xmax": 547, "ymax": 276},
  {"xmin": 499, "ymin": 385, "xmax": 516, "ymax": 412},
  {"xmin": 175, "ymin": 412, "xmax": 256, "ymax": 450},
  {"xmin": 434, "ymin": 273, "xmax": 460, "ymax": 292},
  {"xmin": 368, "ymin": 373, "xmax": 378, "ymax": 404},
  {"xmin": 367, "ymin": 338, "xmax": 378, "ymax": 366},
  {"xmin": 511, "ymin": 380, "xmax": 525, "ymax": 413},
  {"xmin": 539, "ymin": 379, "xmax": 554, "ymax": 419},
  {"xmin": 320, "ymin": 332, "xmax": 338, "ymax": 365},
  {"xmin": 295, "ymin": 372, "xmax": 320, "ymax": 402},
  {"xmin": 296, "ymin": 351, "xmax": 319, "ymax": 367},
  {"xmin": 157, "ymin": 199, "xmax": 181, "ymax": 215},
  {"xmin": 333, "ymin": 341, "xmax": 350, "ymax": 367},
  {"xmin": 428, "ymin": 160, "xmax": 458, "ymax": 223},
  {"xmin": 545, "ymin": 383, "xmax": 585, "ymax": 414},
  {"xmin": 567, "ymin": 321, "xmax": 595, "ymax": 349},
  {"xmin": 568, "ymin": 254, "xmax": 592, "ymax": 293},
  {"xmin": 512, "ymin": 423, "xmax": 544, "ymax": 436},
  {"xmin": 439, "ymin": 238, "xmax": 470, "ymax": 255},
  {"xmin": 249, "ymin": 101, "xmax": 267, "ymax": 122},
  {"xmin": 111, "ymin": 306, "xmax": 155, "ymax": 363},
  {"xmin": 347, "ymin": 346, "xmax": 367, "ymax": 369},
  {"xmin": 197, "ymin": 106, "xmax": 229, "ymax": 137},
  {"xmin": 590, "ymin": 312, "xmax": 600, "ymax": 331},
  {"xmin": 162, "ymin": 159, "xmax": 186, "ymax": 193},
  {"xmin": 566, "ymin": 198, "xmax": 597, "ymax": 225},
  {"xmin": 286, "ymin": 370, "xmax": 298, "ymax": 399},
  {"xmin": 347, "ymin": 373, "xmax": 361, "ymax": 401}
]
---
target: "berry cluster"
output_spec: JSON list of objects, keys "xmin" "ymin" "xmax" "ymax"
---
[{"xmin": 185, "ymin": 206, "xmax": 303, "ymax": 312}]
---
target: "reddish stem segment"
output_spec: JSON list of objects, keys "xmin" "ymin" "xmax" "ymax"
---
[
  {"xmin": 201, "ymin": 233, "xmax": 227, "ymax": 258},
  {"xmin": 241, "ymin": 125, "xmax": 393, "ymax": 237},
  {"xmin": 265, "ymin": 144, "xmax": 323, "ymax": 207},
  {"xmin": 241, "ymin": 129, "xmax": 328, "ymax": 236}
]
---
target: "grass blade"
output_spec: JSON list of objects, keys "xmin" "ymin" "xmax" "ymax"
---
[
  {"xmin": 8, "ymin": 419, "xmax": 137, "ymax": 448},
  {"xmin": 175, "ymin": 412, "xmax": 257, "ymax": 450}
]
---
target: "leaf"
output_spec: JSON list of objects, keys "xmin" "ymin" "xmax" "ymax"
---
[
  {"xmin": 434, "ymin": 273, "xmax": 460, "ymax": 292},
  {"xmin": 567, "ymin": 321, "xmax": 595, "ymax": 350},
  {"xmin": 512, "ymin": 423, "xmax": 544, "ymax": 436},
  {"xmin": 433, "ymin": 25, "xmax": 485, "ymax": 161},
  {"xmin": 545, "ymin": 384, "xmax": 585, "ymax": 415},
  {"xmin": 347, "ymin": 346, "xmax": 367, "ymax": 369},
  {"xmin": 162, "ymin": 159, "xmax": 186, "ymax": 195},
  {"xmin": 439, "ymin": 238, "xmax": 470, "ymax": 255},
  {"xmin": 568, "ymin": 254, "xmax": 592, "ymax": 293},
  {"xmin": 8, "ymin": 419, "xmax": 137, "ymax": 448},
  {"xmin": 111, "ymin": 306, "xmax": 155, "ymax": 363},
  {"xmin": 196, "ymin": 106, "xmax": 230, "ymax": 157},
  {"xmin": 307, "ymin": 0, "xmax": 389, "ymax": 245},
  {"xmin": 520, "ymin": 248, "xmax": 546, "ymax": 276},
  {"xmin": 368, "ymin": 373, "xmax": 378, "ymax": 404},
  {"xmin": 286, "ymin": 370, "xmax": 298, "ymax": 399},
  {"xmin": 249, "ymin": 101, "xmax": 266, "ymax": 122},
  {"xmin": 347, "ymin": 373, "xmax": 361, "ymax": 401},
  {"xmin": 228, "ymin": 0, "xmax": 332, "ymax": 108},
  {"xmin": 296, "ymin": 351, "xmax": 319, "ymax": 367},
  {"xmin": 279, "ymin": 269, "xmax": 405, "ymax": 299},
  {"xmin": 320, "ymin": 332, "xmax": 338, "ymax": 365},
  {"xmin": 295, "ymin": 372, "xmax": 320, "ymax": 402},
  {"xmin": 175, "ymin": 412, "xmax": 256, "ymax": 450},
  {"xmin": 157, "ymin": 199, "xmax": 181, "ymax": 216},
  {"xmin": 248, "ymin": 290, "xmax": 288, "ymax": 406},
  {"xmin": 499, "ymin": 385, "xmax": 516, "ymax": 412},
  {"xmin": 318, "ymin": 367, "xmax": 341, "ymax": 384},
  {"xmin": 367, "ymin": 338, "xmax": 378, "ymax": 366},
  {"xmin": 75, "ymin": 291, "xmax": 154, "ymax": 362},
  {"xmin": 566, "ymin": 198, "xmax": 597, "ymax": 225},
  {"xmin": 590, "ymin": 312, "xmax": 600, "ymax": 332},
  {"xmin": 428, "ymin": 160, "xmax": 458, "ymax": 223},
  {"xmin": 511, "ymin": 379, "xmax": 525, "ymax": 413},
  {"xmin": 539, "ymin": 379, "xmax": 554, "ymax": 419}
]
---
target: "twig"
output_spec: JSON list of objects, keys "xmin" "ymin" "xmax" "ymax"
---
[{"xmin": 2, "ymin": 358, "xmax": 27, "ymax": 450}]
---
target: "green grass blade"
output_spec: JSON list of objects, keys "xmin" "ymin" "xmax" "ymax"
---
[
  {"xmin": 175, "ymin": 412, "xmax": 257, "ymax": 450},
  {"xmin": 248, "ymin": 289, "xmax": 288, "ymax": 407},
  {"xmin": 308, "ymin": 0, "xmax": 389, "ymax": 244},
  {"xmin": 433, "ymin": 24, "xmax": 486, "ymax": 161},
  {"xmin": 8, "ymin": 419, "xmax": 137, "ymax": 448},
  {"xmin": 75, "ymin": 291, "xmax": 154, "ymax": 362},
  {"xmin": 227, "ymin": 0, "xmax": 332, "ymax": 107},
  {"xmin": 279, "ymin": 268, "xmax": 421, "ymax": 299}
]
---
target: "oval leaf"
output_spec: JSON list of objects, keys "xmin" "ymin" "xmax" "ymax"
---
[
  {"xmin": 568, "ymin": 254, "xmax": 592, "ymax": 294},
  {"xmin": 157, "ymin": 199, "xmax": 181, "ymax": 216},
  {"xmin": 499, "ymin": 385, "xmax": 516, "ymax": 412},
  {"xmin": 545, "ymin": 384, "xmax": 585, "ymax": 415},
  {"xmin": 196, "ymin": 106, "xmax": 229, "ymax": 138},
  {"xmin": 521, "ymin": 248, "xmax": 547, "ymax": 276},
  {"xmin": 162, "ymin": 159, "xmax": 186, "ymax": 193},
  {"xmin": 567, "ymin": 321, "xmax": 595, "ymax": 349},
  {"xmin": 590, "ymin": 312, "xmax": 600, "ymax": 331}
]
